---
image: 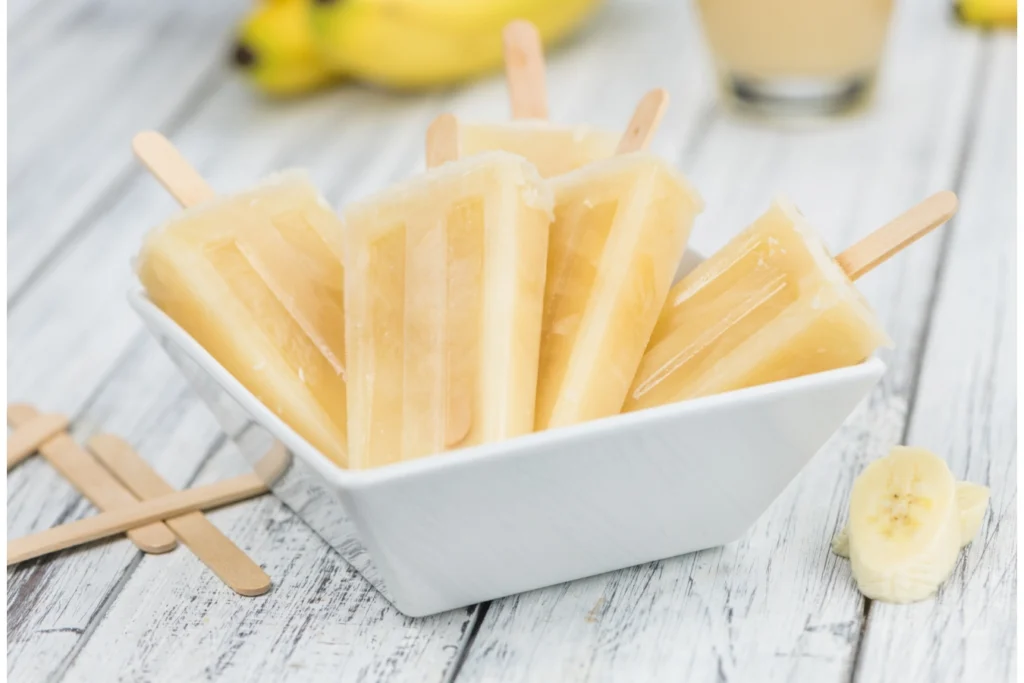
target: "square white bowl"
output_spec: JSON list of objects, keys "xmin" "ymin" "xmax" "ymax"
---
[{"xmin": 127, "ymin": 251, "xmax": 884, "ymax": 616}]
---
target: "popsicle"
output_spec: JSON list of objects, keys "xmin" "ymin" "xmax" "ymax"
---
[
  {"xmin": 133, "ymin": 133, "xmax": 348, "ymax": 466},
  {"xmin": 343, "ymin": 122, "xmax": 553, "ymax": 469},
  {"xmin": 625, "ymin": 192, "xmax": 959, "ymax": 411},
  {"xmin": 534, "ymin": 89, "xmax": 705, "ymax": 430},
  {"xmin": 455, "ymin": 21, "xmax": 620, "ymax": 177}
]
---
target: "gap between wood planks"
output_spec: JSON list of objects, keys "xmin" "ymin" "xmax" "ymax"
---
[
  {"xmin": 444, "ymin": 602, "xmax": 493, "ymax": 683},
  {"xmin": 846, "ymin": 35, "xmax": 996, "ymax": 683}
]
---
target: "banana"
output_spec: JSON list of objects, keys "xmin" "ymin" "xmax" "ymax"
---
[
  {"xmin": 846, "ymin": 446, "xmax": 961, "ymax": 603},
  {"xmin": 955, "ymin": 481, "xmax": 990, "ymax": 546},
  {"xmin": 308, "ymin": 0, "xmax": 603, "ymax": 89},
  {"xmin": 832, "ymin": 480, "xmax": 990, "ymax": 559},
  {"xmin": 955, "ymin": 0, "xmax": 1016, "ymax": 26},
  {"xmin": 232, "ymin": 0, "xmax": 339, "ymax": 97},
  {"xmin": 831, "ymin": 527, "xmax": 851, "ymax": 558}
]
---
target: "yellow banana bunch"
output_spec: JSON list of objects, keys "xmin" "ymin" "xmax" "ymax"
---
[
  {"xmin": 956, "ymin": 0, "xmax": 1016, "ymax": 26},
  {"xmin": 233, "ymin": 0, "xmax": 603, "ymax": 96},
  {"xmin": 233, "ymin": 0, "xmax": 338, "ymax": 96}
]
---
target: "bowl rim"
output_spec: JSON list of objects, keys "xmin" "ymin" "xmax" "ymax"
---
[{"xmin": 128, "ymin": 284, "xmax": 886, "ymax": 490}]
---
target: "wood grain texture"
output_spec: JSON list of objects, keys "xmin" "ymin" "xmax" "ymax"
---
[
  {"xmin": 854, "ymin": 35, "xmax": 1017, "ymax": 683},
  {"xmin": 7, "ymin": 343, "xmax": 226, "ymax": 682},
  {"xmin": 57, "ymin": 446, "xmax": 477, "ymax": 683},
  {"xmin": 457, "ymin": 0, "xmax": 996, "ymax": 680}
]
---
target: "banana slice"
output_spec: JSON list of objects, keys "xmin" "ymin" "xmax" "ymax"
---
[
  {"xmin": 831, "ymin": 527, "xmax": 851, "ymax": 558},
  {"xmin": 847, "ymin": 446, "xmax": 961, "ymax": 603},
  {"xmin": 832, "ymin": 480, "xmax": 990, "ymax": 559},
  {"xmin": 956, "ymin": 481, "xmax": 990, "ymax": 546}
]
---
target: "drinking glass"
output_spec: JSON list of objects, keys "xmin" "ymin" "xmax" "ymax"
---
[{"xmin": 695, "ymin": 0, "xmax": 896, "ymax": 117}]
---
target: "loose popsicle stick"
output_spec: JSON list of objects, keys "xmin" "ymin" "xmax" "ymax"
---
[
  {"xmin": 503, "ymin": 20, "xmax": 549, "ymax": 120},
  {"xmin": 7, "ymin": 412, "xmax": 69, "ymax": 470},
  {"xmin": 132, "ymin": 131, "xmax": 216, "ymax": 208},
  {"xmin": 836, "ymin": 191, "xmax": 959, "ymax": 280},
  {"xmin": 7, "ymin": 404, "xmax": 178, "ymax": 553},
  {"xmin": 616, "ymin": 88, "xmax": 670, "ymax": 155},
  {"xmin": 7, "ymin": 474, "xmax": 269, "ymax": 566},
  {"xmin": 252, "ymin": 440, "xmax": 291, "ymax": 484},
  {"xmin": 426, "ymin": 113, "xmax": 460, "ymax": 169},
  {"xmin": 87, "ymin": 434, "xmax": 271, "ymax": 597}
]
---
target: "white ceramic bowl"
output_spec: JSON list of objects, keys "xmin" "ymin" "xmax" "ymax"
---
[{"xmin": 128, "ymin": 252, "xmax": 884, "ymax": 616}]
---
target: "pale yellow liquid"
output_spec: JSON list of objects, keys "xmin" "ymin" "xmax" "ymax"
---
[
  {"xmin": 700, "ymin": 0, "xmax": 892, "ymax": 112},
  {"xmin": 696, "ymin": 0, "xmax": 894, "ymax": 79}
]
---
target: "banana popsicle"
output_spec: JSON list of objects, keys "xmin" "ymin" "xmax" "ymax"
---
[
  {"xmin": 459, "ymin": 121, "xmax": 619, "ymax": 178},
  {"xmin": 343, "ymin": 150, "xmax": 553, "ymax": 469},
  {"xmin": 456, "ymin": 21, "xmax": 619, "ymax": 177},
  {"xmin": 534, "ymin": 91, "xmax": 704, "ymax": 430},
  {"xmin": 625, "ymin": 193, "xmax": 958, "ymax": 410},
  {"xmin": 137, "ymin": 161, "xmax": 349, "ymax": 466}
]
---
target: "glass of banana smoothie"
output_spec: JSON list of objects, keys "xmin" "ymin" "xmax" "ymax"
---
[{"xmin": 695, "ymin": 0, "xmax": 895, "ymax": 117}]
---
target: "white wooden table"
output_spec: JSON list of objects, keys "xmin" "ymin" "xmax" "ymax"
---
[{"xmin": 7, "ymin": 0, "xmax": 1016, "ymax": 681}]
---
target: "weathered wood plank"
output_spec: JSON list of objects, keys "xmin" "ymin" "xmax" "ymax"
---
[
  {"xmin": 854, "ymin": 35, "xmax": 1016, "ymax": 683},
  {"xmin": 58, "ymin": 439, "xmax": 477, "ymax": 683},
  {"xmin": 7, "ymin": 0, "xmax": 247, "ymax": 296},
  {"xmin": 456, "ymin": 1, "xmax": 988, "ymax": 680},
  {"xmin": 7, "ymin": 339, "xmax": 225, "ymax": 682}
]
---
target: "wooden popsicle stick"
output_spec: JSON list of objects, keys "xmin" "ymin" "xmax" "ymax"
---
[
  {"xmin": 616, "ymin": 88, "xmax": 670, "ymax": 155},
  {"xmin": 87, "ymin": 434, "xmax": 271, "ymax": 597},
  {"xmin": 836, "ymin": 191, "xmax": 959, "ymax": 280},
  {"xmin": 252, "ymin": 440, "xmax": 291, "ymax": 483},
  {"xmin": 132, "ymin": 131, "xmax": 215, "ymax": 208},
  {"xmin": 7, "ymin": 404, "xmax": 178, "ymax": 554},
  {"xmin": 7, "ymin": 413, "xmax": 69, "ymax": 471},
  {"xmin": 7, "ymin": 474, "xmax": 269, "ymax": 566},
  {"xmin": 426, "ymin": 113, "xmax": 461, "ymax": 169},
  {"xmin": 503, "ymin": 20, "xmax": 548, "ymax": 120}
]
